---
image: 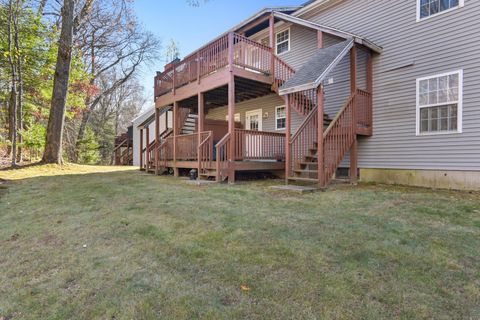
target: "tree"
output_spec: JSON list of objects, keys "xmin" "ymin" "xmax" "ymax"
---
[
  {"xmin": 74, "ymin": 0, "xmax": 160, "ymax": 159},
  {"xmin": 41, "ymin": 0, "xmax": 77, "ymax": 164}
]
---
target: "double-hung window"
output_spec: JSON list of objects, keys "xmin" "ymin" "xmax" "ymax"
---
[
  {"xmin": 416, "ymin": 70, "xmax": 463, "ymax": 135},
  {"xmin": 417, "ymin": 0, "xmax": 464, "ymax": 20},
  {"xmin": 275, "ymin": 106, "xmax": 286, "ymax": 130},
  {"xmin": 276, "ymin": 29, "xmax": 290, "ymax": 55}
]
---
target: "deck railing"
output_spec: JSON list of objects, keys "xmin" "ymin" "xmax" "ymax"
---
[
  {"xmin": 355, "ymin": 89, "xmax": 372, "ymax": 131},
  {"xmin": 234, "ymin": 129, "xmax": 285, "ymax": 160},
  {"xmin": 176, "ymin": 133, "xmax": 199, "ymax": 160},
  {"xmin": 154, "ymin": 32, "xmax": 273, "ymax": 99}
]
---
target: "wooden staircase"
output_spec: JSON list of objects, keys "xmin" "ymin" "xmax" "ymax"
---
[{"xmin": 287, "ymin": 89, "xmax": 372, "ymax": 187}]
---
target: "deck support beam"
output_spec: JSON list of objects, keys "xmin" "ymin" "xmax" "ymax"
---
[
  {"xmin": 145, "ymin": 126, "xmax": 150, "ymax": 171},
  {"xmin": 139, "ymin": 128, "xmax": 144, "ymax": 170},
  {"xmin": 350, "ymin": 45, "xmax": 358, "ymax": 183},
  {"xmin": 173, "ymin": 101, "xmax": 179, "ymax": 177},
  {"xmin": 317, "ymin": 30, "xmax": 324, "ymax": 49},
  {"xmin": 197, "ymin": 92, "xmax": 205, "ymax": 173},
  {"xmin": 317, "ymin": 86, "xmax": 325, "ymax": 187},
  {"xmin": 285, "ymin": 95, "xmax": 291, "ymax": 184},
  {"xmin": 154, "ymin": 108, "xmax": 160, "ymax": 175},
  {"xmin": 269, "ymin": 13, "xmax": 275, "ymax": 83},
  {"xmin": 227, "ymin": 32, "xmax": 236, "ymax": 183}
]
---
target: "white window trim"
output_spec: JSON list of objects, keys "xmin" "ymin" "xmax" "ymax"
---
[
  {"xmin": 416, "ymin": 0, "xmax": 464, "ymax": 22},
  {"xmin": 225, "ymin": 113, "xmax": 240, "ymax": 122},
  {"xmin": 415, "ymin": 69, "xmax": 463, "ymax": 136},
  {"xmin": 275, "ymin": 105, "xmax": 286, "ymax": 130},
  {"xmin": 275, "ymin": 28, "xmax": 291, "ymax": 55}
]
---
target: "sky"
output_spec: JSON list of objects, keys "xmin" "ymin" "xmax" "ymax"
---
[{"xmin": 133, "ymin": 0, "xmax": 305, "ymax": 108}]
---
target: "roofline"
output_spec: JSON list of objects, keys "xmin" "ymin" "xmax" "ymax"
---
[
  {"xmin": 180, "ymin": 6, "xmax": 302, "ymax": 61},
  {"xmin": 293, "ymin": 0, "xmax": 337, "ymax": 17},
  {"xmin": 132, "ymin": 106, "xmax": 155, "ymax": 125},
  {"xmin": 273, "ymin": 11, "xmax": 382, "ymax": 53},
  {"xmin": 278, "ymin": 39, "xmax": 354, "ymax": 95}
]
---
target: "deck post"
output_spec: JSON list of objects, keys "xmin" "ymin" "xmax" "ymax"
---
[
  {"xmin": 317, "ymin": 86, "xmax": 325, "ymax": 187},
  {"xmin": 367, "ymin": 51, "xmax": 373, "ymax": 134},
  {"xmin": 228, "ymin": 32, "xmax": 236, "ymax": 183},
  {"xmin": 269, "ymin": 13, "xmax": 275, "ymax": 82},
  {"xmin": 197, "ymin": 92, "xmax": 205, "ymax": 173},
  {"xmin": 140, "ymin": 128, "xmax": 144, "ymax": 170},
  {"xmin": 173, "ymin": 101, "xmax": 179, "ymax": 177},
  {"xmin": 317, "ymin": 30, "xmax": 324, "ymax": 49},
  {"xmin": 154, "ymin": 108, "xmax": 160, "ymax": 175},
  {"xmin": 350, "ymin": 45, "xmax": 358, "ymax": 183},
  {"xmin": 145, "ymin": 126, "xmax": 150, "ymax": 171},
  {"xmin": 285, "ymin": 94, "xmax": 291, "ymax": 184}
]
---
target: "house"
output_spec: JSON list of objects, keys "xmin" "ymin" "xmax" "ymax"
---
[
  {"xmin": 139, "ymin": 0, "xmax": 479, "ymax": 190},
  {"xmin": 113, "ymin": 127, "xmax": 133, "ymax": 166}
]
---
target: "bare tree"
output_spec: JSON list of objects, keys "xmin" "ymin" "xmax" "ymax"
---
[{"xmin": 74, "ymin": 0, "xmax": 160, "ymax": 158}]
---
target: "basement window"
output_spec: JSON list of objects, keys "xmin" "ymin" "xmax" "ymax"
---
[
  {"xmin": 276, "ymin": 29, "xmax": 290, "ymax": 55},
  {"xmin": 417, "ymin": 0, "xmax": 464, "ymax": 21},
  {"xmin": 416, "ymin": 70, "xmax": 463, "ymax": 135},
  {"xmin": 275, "ymin": 106, "xmax": 286, "ymax": 130}
]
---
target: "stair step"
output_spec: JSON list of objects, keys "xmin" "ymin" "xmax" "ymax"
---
[
  {"xmin": 287, "ymin": 177, "xmax": 318, "ymax": 183},
  {"xmin": 294, "ymin": 169, "xmax": 317, "ymax": 174}
]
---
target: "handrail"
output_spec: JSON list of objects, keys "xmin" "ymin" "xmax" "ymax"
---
[
  {"xmin": 322, "ymin": 93, "xmax": 357, "ymax": 186},
  {"xmin": 113, "ymin": 139, "xmax": 128, "ymax": 152},
  {"xmin": 215, "ymin": 133, "xmax": 231, "ymax": 182},
  {"xmin": 198, "ymin": 131, "xmax": 213, "ymax": 175},
  {"xmin": 323, "ymin": 94, "xmax": 356, "ymax": 138},
  {"xmin": 290, "ymin": 106, "xmax": 318, "ymax": 143}
]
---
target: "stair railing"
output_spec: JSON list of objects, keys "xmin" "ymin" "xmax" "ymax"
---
[
  {"xmin": 288, "ymin": 106, "xmax": 318, "ymax": 178},
  {"xmin": 198, "ymin": 131, "xmax": 213, "ymax": 175},
  {"xmin": 215, "ymin": 133, "xmax": 231, "ymax": 182},
  {"xmin": 321, "ymin": 93, "xmax": 357, "ymax": 186}
]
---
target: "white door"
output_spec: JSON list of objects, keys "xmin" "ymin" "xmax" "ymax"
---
[{"xmin": 245, "ymin": 109, "xmax": 263, "ymax": 159}]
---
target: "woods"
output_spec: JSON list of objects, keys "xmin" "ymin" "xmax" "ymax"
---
[{"xmin": 0, "ymin": 0, "xmax": 161, "ymax": 166}]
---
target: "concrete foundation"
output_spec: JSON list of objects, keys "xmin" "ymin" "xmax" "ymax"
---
[{"xmin": 360, "ymin": 168, "xmax": 480, "ymax": 191}]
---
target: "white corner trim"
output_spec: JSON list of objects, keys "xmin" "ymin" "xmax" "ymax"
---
[{"xmin": 415, "ymin": 69, "xmax": 463, "ymax": 136}]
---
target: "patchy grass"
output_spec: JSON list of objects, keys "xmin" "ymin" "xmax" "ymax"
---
[
  {"xmin": 0, "ymin": 165, "xmax": 479, "ymax": 319},
  {"xmin": 0, "ymin": 163, "xmax": 135, "ymax": 181}
]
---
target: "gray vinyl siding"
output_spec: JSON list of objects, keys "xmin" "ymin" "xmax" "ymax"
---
[
  {"xmin": 299, "ymin": 0, "xmax": 480, "ymax": 171},
  {"xmin": 206, "ymin": 94, "xmax": 305, "ymax": 133},
  {"xmin": 276, "ymin": 25, "xmax": 319, "ymax": 70}
]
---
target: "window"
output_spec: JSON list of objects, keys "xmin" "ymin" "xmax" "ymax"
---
[
  {"xmin": 417, "ymin": 0, "xmax": 464, "ymax": 21},
  {"xmin": 275, "ymin": 106, "xmax": 286, "ymax": 130},
  {"xmin": 225, "ymin": 113, "xmax": 241, "ymax": 122},
  {"xmin": 416, "ymin": 70, "xmax": 463, "ymax": 135},
  {"xmin": 276, "ymin": 29, "xmax": 290, "ymax": 55}
]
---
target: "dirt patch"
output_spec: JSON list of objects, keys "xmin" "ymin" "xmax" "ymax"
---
[
  {"xmin": 8, "ymin": 233, "xmax": 19, "ymax": 242},
  {"xmin": 39, "ymin": 233, "xmax": 64, "ymax": 247}
]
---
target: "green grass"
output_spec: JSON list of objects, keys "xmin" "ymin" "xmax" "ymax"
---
[{"xmin": 0, "ymin": 165, "xmax": 479, "ymax": 319}]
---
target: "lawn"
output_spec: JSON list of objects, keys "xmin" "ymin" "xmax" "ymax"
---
[{"xmin": 0, "ymin": 165, "xmax": 479, "ymax": 319}]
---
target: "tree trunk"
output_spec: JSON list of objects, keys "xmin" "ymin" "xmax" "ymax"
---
[
  {"xmin": 42, "ymin": 0, "xmax": 75, "ymax": 164},
  {"xmin": 7, "ymin": 0, "xmax": 17, "ymax": 167},
  {"xmin": 14, "ymin": 0, "xmax": 23, "ymax": 163}
]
